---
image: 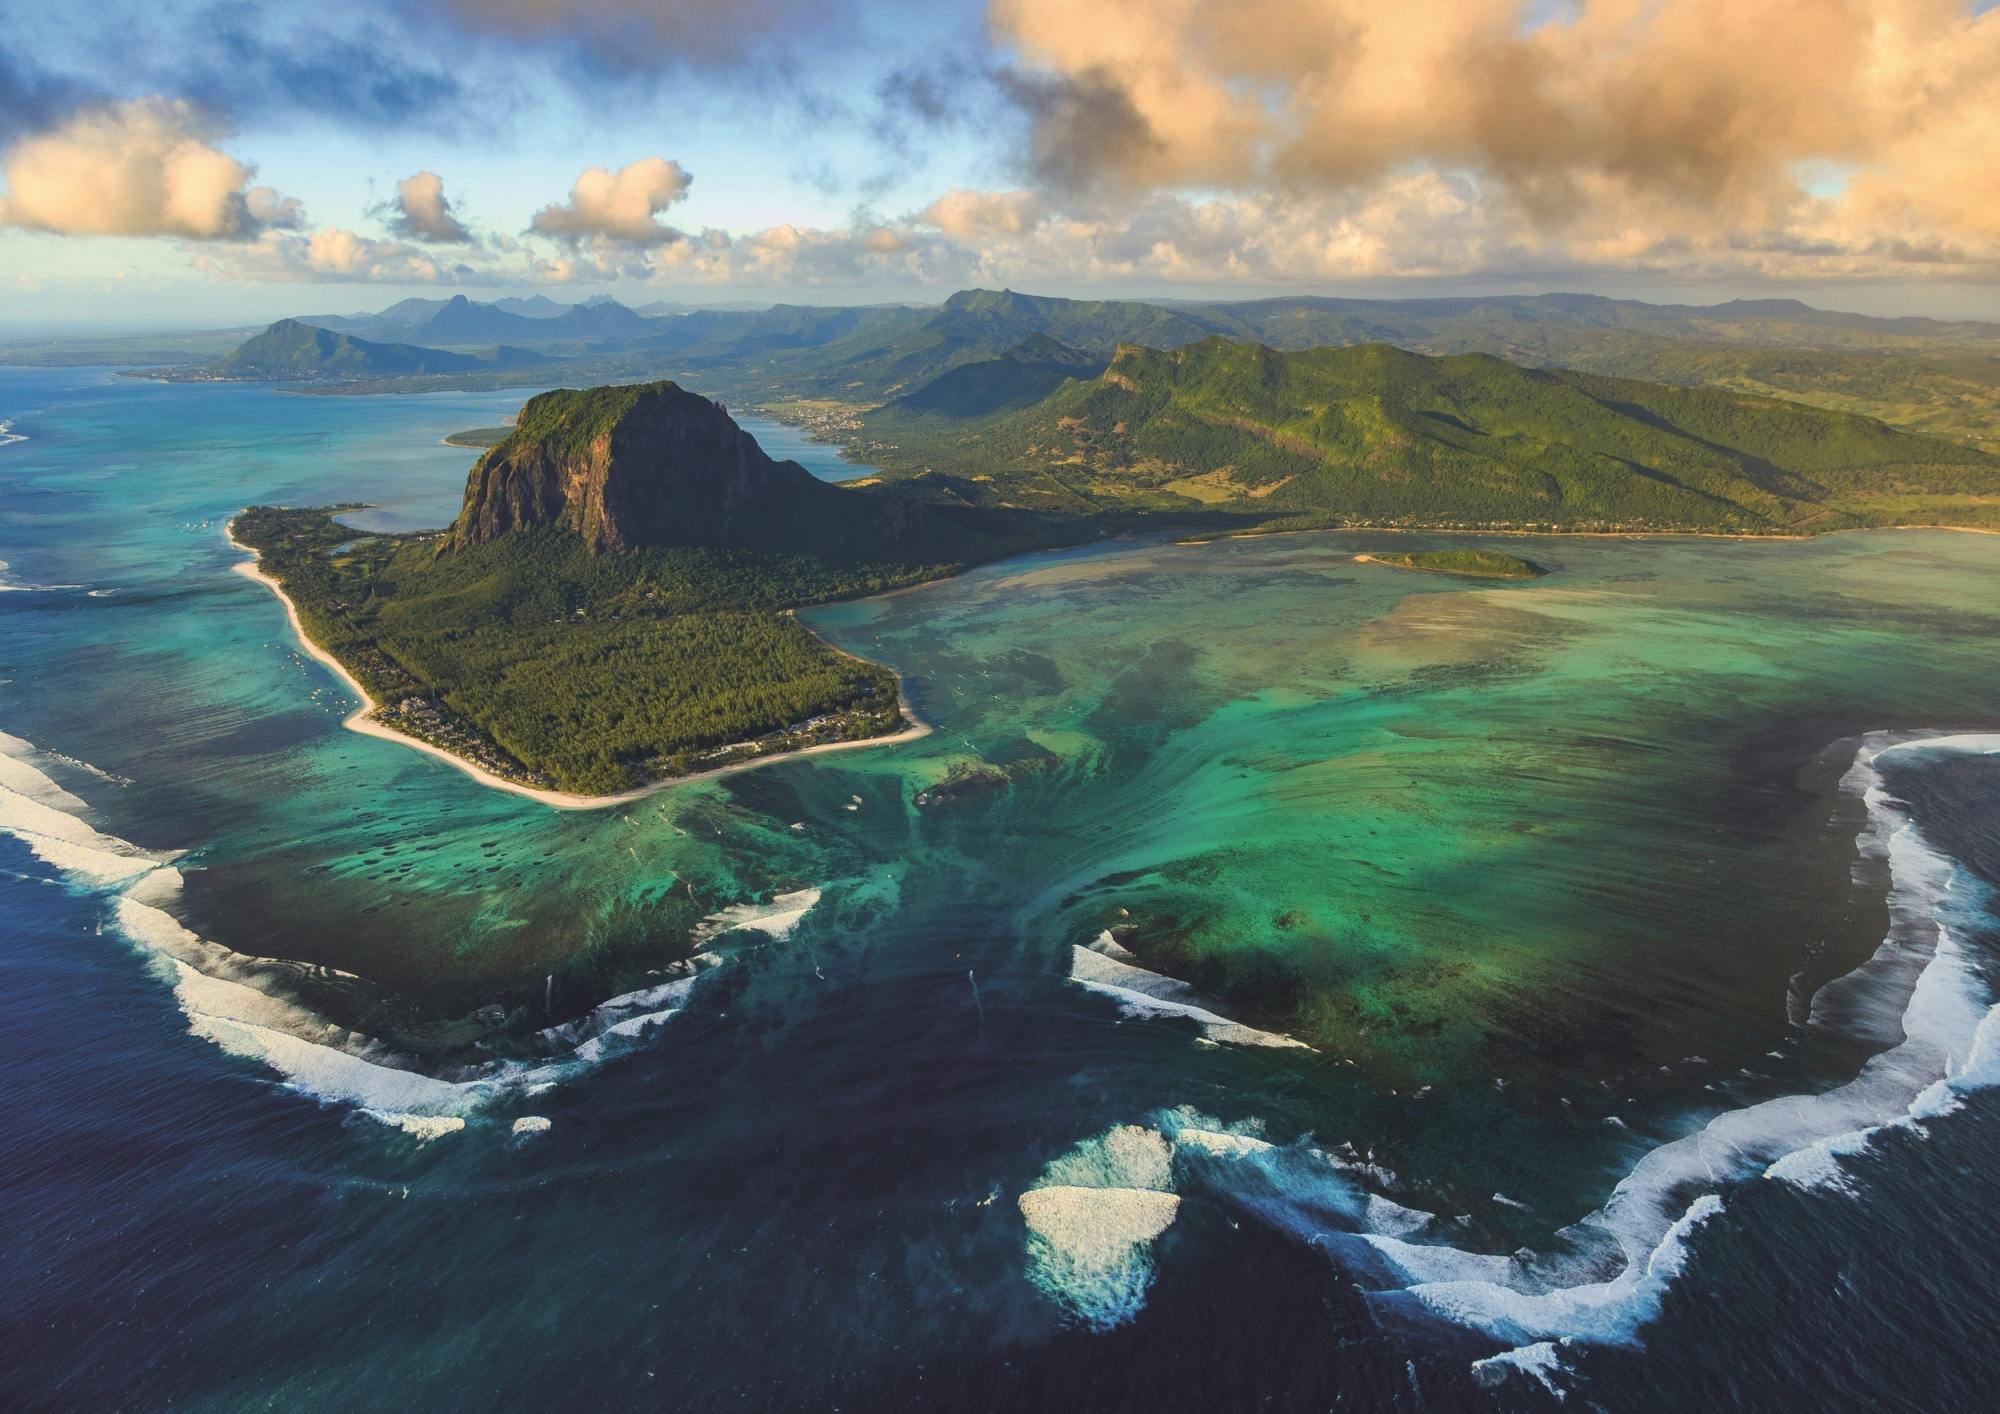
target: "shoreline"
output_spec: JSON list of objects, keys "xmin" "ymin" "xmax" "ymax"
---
[
  {"xmin": 1188, "ymin": 520, "xmax": 2000, "ymax": 547},
  {"xmin": 224, "ymin": 522, "xmax": 932, "ymax": 812}
]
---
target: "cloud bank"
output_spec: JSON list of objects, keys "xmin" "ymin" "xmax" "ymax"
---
[
  {"xmin": 9, "ymin": 1, "xmax": 2000, "ymax": 299},
  {"xmin": 987, "ymin": 0, "xmax": 2000, "ymax": 272}
]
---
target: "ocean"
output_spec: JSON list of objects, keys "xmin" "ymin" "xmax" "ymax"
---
[{"xmin": 3, "ymin": 365, "xmax": 1999, "ymax": 1410}]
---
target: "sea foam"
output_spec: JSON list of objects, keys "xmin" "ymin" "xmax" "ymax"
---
[
  {"xmin": 691, "ymin": 888, "xmax": 822, "ymax": 945},
  {"xmin": 1, "ymin": 730, "xmax": 723, "ymax": 1134},
  {"xmin": 1019, "ymin": 1125, "xmax": 1182, "ymax": 1330},
  {"xmin": 1349, "ymin": 734, "xmax": 2000, "ymax": 1353},
  {"xmin": 1068, "ymin": 944, "xmax": 1310, "ymax": 1049},
  {"xmin": 1061, "ymin": 732, "xmax": 2000, "ymax": 1366}
]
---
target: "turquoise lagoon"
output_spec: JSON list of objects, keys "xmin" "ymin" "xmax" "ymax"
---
[{"xmin": 4, "ymin": 366, "xmax": 2000, "ymax": 1409}]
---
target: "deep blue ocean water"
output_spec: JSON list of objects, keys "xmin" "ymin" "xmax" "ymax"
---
[{"xmin": 3, "ymin": 366, "xmax": 2000, "ymax": 1410}]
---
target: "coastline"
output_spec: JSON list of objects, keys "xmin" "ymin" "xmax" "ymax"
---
[
  {"xmin": 1207, "ymin": 520, "xmax": 2000, "ymax": 547},
  {"xmin": 224, "ymin": 521, "xmax": 932, "ymax": 812}
]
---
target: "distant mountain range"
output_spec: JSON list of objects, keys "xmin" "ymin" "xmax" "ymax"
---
[{"xmin": 194, "ymin": 288, "xmax": 2000, "ymax": 448}]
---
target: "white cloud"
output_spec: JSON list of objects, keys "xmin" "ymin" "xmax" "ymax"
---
[
  {"xmin": 529, "ymin": 157, "xmax": 692, "ymax": 246},
  {"xmin": 0, "ymin": 98, "xmax": 298, "ymax": 240},
  {"xmin": 917, "ymin": 188, "xmax": 1047, "ymax": 241},
  {"xmin": 386, "ymin": 170, "xmax": 472, "ymax": 243},
  {"xmin": 989, "ymin": 0, "xmax": 2000, "ymax": 279}
]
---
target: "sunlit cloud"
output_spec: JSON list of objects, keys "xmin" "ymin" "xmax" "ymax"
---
[
  {"xmin": 384, "ymin": 171, "xmax": 474, "ymax": 244},
  {"xmin": 529, "ymin": 158, "xmax": 694, "ymax": 247},
  {"xmin": 0, "ymin": 99, "xmax": 299, "ymax": 240}
]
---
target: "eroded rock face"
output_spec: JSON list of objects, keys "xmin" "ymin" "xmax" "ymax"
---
[{"xmin": 450, "ymin": 382, "xmax": 833, "ymax": 553}]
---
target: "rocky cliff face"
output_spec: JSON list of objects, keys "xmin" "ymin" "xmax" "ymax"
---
[{"xmin": 450, "ymin": 381, "xmax": 841, "ymax": 553}]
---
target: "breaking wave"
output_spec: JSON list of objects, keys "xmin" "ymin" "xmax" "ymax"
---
[
  {"xmin": 1068, "ymin": 932, "xmax": 1310, "ymax": 1049},
  {"xmin": 1045, "ymin": 732, "xmax": 2000, "ymax": 1364},
  {"xmin": 0, "ymin": 556, "xmax": 83, "ymax": 594},
  {"xmin": 0, "ymin": 730, "xmax": 747, "ymax": 1136}
]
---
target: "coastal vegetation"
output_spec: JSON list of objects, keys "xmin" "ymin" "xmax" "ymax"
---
[{"xmin": 232, "ymin": 506, "xmax": 918, "ymax": 795}]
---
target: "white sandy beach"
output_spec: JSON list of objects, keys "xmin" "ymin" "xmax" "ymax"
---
[{"xmin": 224, "ymin": 520, "xmax": 931, "ymax": 811}]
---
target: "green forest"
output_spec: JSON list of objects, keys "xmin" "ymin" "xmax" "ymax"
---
[{"xmin": 232, "ymin": 508, "xmax": 922, "ymax": 795}]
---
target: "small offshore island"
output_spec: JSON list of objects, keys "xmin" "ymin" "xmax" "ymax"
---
[{"xmin": 1357, "ymin": 548, "xmax": 1545, "ymax": 579}]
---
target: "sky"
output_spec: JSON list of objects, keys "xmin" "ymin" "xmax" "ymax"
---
[{"xmin": 5, "ymin": 0, "xmax": 2000, "ymax": 327}]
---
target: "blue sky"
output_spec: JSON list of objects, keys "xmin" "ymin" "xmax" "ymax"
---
[{"xmin": 5, "ymin": 0, "xmax": 2000, "ymax": 325}]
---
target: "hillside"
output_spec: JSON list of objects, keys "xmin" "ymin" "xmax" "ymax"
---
[
  {"xmin": 882, "ymin": 334, "xmax": 1104, "ymax": 419},
  {"xmin": 207, "ymin": 320, "xmax": 549, "ymax": 381},
  {"xmin": 744, "ymin": 289, "xmax": 1227, "ymax": 400},
  {"xmin": 862, "ymin": 338, "xmax": 2000, "ymax": 533}
]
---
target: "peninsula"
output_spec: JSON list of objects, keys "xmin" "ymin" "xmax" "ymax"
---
[{"xmin": 230, "ymin": 382, "xmax": 1058, "ymax": 799}]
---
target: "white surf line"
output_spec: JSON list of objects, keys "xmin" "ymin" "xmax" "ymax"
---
[
  {"xmin": 0, "ymin": 730, "xmax": 733, "ymax": 1136},
  {"xmin": 1069, "ymin": 934, "xmax": 1311, "ymax": 1049},
  {"xmin": 1337, "ymin": 731, "xmax": 2000, "ymax": 1356},
  {"xmin": 224, "ymin": 518, "xmax": 932, "ymax": 812},
  {"xmin": 0, "ymin": 555, "xmax": 84, "ymax": 593},
  {"xmin": 690, "ymin": 887, "xmax": 823, "ymax": 946},
  {"xmin": 1043, "ymin": 732, "xmax": 2000, "ymax": 1367},
  {"xmin": 1019, "ymin": 1124, "xmax": 1183, "ymax": 1330}
]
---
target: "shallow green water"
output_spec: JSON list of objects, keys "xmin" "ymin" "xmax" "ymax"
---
[{"xmin": 9, "ymin": 367, "xmax": 2000, "ymax": 1406}]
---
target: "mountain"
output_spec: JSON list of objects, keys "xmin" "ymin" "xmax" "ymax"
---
[
  {"xmin": 546, "ymin": 299, "xmax": 653, "ymax": 339},
  {"xmin": 453, "ymin": 382, "xmax": 884, "ymax": 554},
  {"xmin": 636, "ymin": 303, "xmax": 929, "ymax": 361},
  {"xmin": 409, "ymin": 295, "xmax": 657, "ymax": 346},
  {"xmin": 411, "ymin": 295, "xmax": 551, "ymax": 344},
  {"xmin": 1182, "ymin": 291, "xmax": 2000, "ymax": 356},
  {"xmin": 760, "ymin": 289, "xmax": 1228, "ymax": 399},
  {"xmin": 862, "ymin": 337, "xmax": 2000, "ymax": 532},
  {"xmin": 238, "ymin": 380, "xmax": 1074, "ymax": 794},
  {"xmin": 881, "ymin": 334, "xmax": 1104, "ymax": 419},
  {"xmin": 492, "ymin": 295, "xmax": 570, "ymax": 318},
  {"xmin": 208, "ymin": 320, "xmax": 547, "ymax": 381}
]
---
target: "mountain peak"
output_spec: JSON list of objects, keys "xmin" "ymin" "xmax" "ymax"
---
[{"xmin": 450, "ymin": 381, "xmax": 837, "ymax": 554}]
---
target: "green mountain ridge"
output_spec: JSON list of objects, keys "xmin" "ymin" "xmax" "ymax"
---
[{"xmin": 862, "ymin": 337, "xmax": 2000, "ymax": 532}]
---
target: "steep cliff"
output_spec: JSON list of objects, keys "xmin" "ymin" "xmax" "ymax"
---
[{"xmin": 450, "ymin": 381, "xmax": 852, "ymax": 553}]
